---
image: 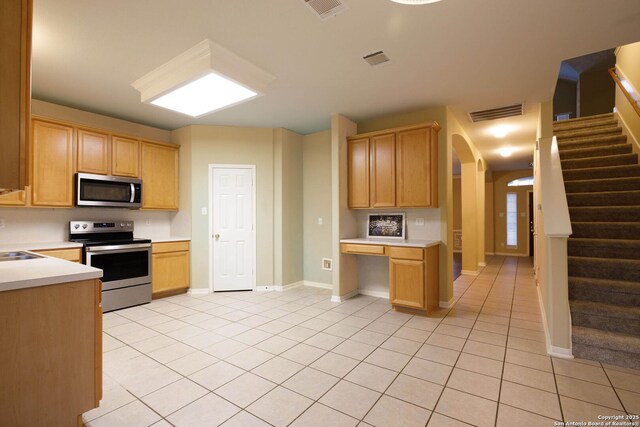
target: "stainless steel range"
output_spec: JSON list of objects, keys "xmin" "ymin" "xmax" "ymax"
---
[{"xmin": 70, "ymin": 220, "xmax": 152, "ymax": 312}]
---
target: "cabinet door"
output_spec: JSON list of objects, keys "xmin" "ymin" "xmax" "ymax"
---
[
  {"xmin": 390, "ymin": 258, "xmax": 425, "ymax": 309},
  {"xmin": 112, "ymin": 136, "xmax": 139, "ymax": 177},
  {"xmin": 370, "ymin": 133, "xmax": 395, "ymax": 208},
  {"xmin": 77, "ymin": 128, "xmax": 109, "ymax": 175},
  {"xmin": 0, "ymin": 188, "xmax": 27, "ymax": 206},
  {"xmin": 31, "ymin": 120, "xmax": 75, "ymax": 207},
  {"xmin": 396, "ymin": 127, "xmax": 437, "ymax": 207},
  {"xmin": 141, "ymin": 141, "xmax": 179, "ymax": 210},
  {"xmin": 152, "ymin": 251, "xmax": 190, "ymax": 294},
  {"xmin": 347, "ymin": 137, "xmax": 370, "ymax": 208}
]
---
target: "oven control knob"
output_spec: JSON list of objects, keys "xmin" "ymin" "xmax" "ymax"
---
[
  {"xmin": 82, "ymin": 224, "xmax": 87, "ymax": 229},
  {"xmin": 74, "ymin": 224, "xmax": 80, "ymax": 229}
]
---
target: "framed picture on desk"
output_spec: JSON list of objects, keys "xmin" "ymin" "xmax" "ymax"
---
[{"xmin": 367, "ymin": 213, "xmax": 406, "ymax": 239}]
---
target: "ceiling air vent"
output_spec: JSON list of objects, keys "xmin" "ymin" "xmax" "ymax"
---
[
  {"xmin": 304, "ymin": 0, "xmax": 347, "ymax": 21},
  {"xmin": 363, "ymin": 51, "xmax": 390, "ymax": 68},
  {"xmin": 468, "ymin": 103, "xmax": 524, "ymax": 122}
]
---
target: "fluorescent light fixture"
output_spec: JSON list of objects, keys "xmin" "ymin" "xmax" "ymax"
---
[
  {"xmin": 490, "ymin": 124, "xmax": 515, "ymax": 138},
  {"xmin": 500, "ymin": 147, "xmax": 514, "ymax": 158},
  {"xmin": 390, "ymin": 0, "xmax": 442, "ymax": 4},
  {"xmin": 132, "ymin": 39, "xmax": 275, "ymax": 117}
]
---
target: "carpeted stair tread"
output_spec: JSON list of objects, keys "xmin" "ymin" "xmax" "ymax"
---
[
  {"xmin": 555, "ymin": 126, "xmax": 622, "ymax": 140},
  {"xmin": 564, "ymin": 177, "xmax": 640, "ymax": 193},
  {"xmin": 562, "ymin": 164, "xmax": 640, "ymax": 181},
  {"xmin": 566, "ymin": 190, "xmax": 640, "ymax": 207},
  {"xmin": 571, "ymin": 301, "xmax": 640, "ymax": 336},
  {"xmin": 553, "ymin": 118, "xmax": 618, "ymax": 132},
  {"xmin": 561, "ymin": 153, "xmax": 638, "ymax": 170},
  {"xmin": 569, "ymin": 276, "xmax": 640, "ymax": 305},
  {"xmin": 568, "ymin": 206, "xmax": 640, "ymax": 222},
  {"xmin": 553, "ymin": 113, "xmax": 614, "ymax": 127},
  {"xmin": 559, "ymin": 143, "xmax": 631, "ymax": 160},
  {"xmin": 568, "ymin": 238, "xmax": 640, "ymax": 260},
  {"xmin": 568, "ymin": 255, "xmax": 640, "ymax": 281},
  {"xmin": 557, "ymin": 134, "xmax": 627, "ymax": 150},
  {"xmin": 570, "ymin": 222, "xmax": 640, "ymax": 239},
  {"xmin": 572, "ymin": 326, "xmax": 640, "ymax": 370}
]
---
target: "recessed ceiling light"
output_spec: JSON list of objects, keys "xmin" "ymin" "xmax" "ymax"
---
[
  {"xmin": 390, "ymin": 0, "xmax": 442, "ymax": 4},
  {"xmin": 132, "ymin": 39, "xmax": 275, "ymax": 118},
  {"xmin": 500, "ymin": 147, "xmax": 514, "ymax": 158},
  {"xmin": 490, "ymin": 124, "xmax": 515, "ymax": 138}
]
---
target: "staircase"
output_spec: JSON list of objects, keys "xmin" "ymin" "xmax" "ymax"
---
[{"xmin": 554, "ymin": 112, "xmax": 640, "ymax": 370}]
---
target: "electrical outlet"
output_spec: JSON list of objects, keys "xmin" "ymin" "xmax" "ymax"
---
[
  {"xmin": 318, "ymin": 217, "xmax": 323, "ymax": 225},
  {"xmin": 145, "ymin": 218, "xmax": 151, "ymax": 226},
  {"xmin": 0, "ymin": 219, "xmax": 4, "ymax": 229},
  {"xmin": 415, "ymin": 218, "xmax": 425, "ymax": 226},
  {"xmin": 322, "ymin": 258, "xmax": 332, "ymax": 271}
]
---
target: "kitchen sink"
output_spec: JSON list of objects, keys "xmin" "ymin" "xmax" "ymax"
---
[{"xmin": 0, "ymin": 251, "xmax": 44, "ymax": 262}]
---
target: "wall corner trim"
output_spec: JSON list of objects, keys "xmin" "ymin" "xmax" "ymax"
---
[
  {"xmin": 358, "ymin": 289, "xmax": 389, "ymax": 299},
  {"xmin": 187, "ymin": 288, "xmax": 211, "ymax": 296},
  {"xmin": 274, "ymin": 281, "xmax": 305, "ymax": 292},
  {"xmin": 331, "ymin": 289, "xmax": 358, "ymax": 303},
  {"xmin": 536, "ymin": 286, "xmax": 574, "ymax": 360},
  {"xmin": 439, "ymin": 297, "xmax": 455, "ymax": 308},
  {"xmin": 460, "ymin": 269, "xmax": 480, "ymax": 276}
]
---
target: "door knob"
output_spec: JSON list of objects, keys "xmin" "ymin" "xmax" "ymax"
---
[{"xmin": 214, "ymin": 233, "xmax": 220, "ymax": 240}]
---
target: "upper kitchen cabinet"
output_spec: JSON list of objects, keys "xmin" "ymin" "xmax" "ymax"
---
[
  {"xmin": 141, "ymin": 141, "xmax": 179, "ymax": 210},
  {"xmin": 347, "ymin": 123, "xmax": 439, "ymax": 209},
  {"xmin": 111, "ymin": 136, "xmax": 140, "ymax": 178},
  {"xmin": 30, "ymin": 119, "xmax": 75, "ymax": 207},
  {"xmin": 396, "ymin": 125, "xmax": 439, "ymax": 208},
  {"xmin": 77, "ymin": 131, "xmax": 140, "ymax": 178},
  {"xmin": 0, "ymin": 0, "xmax": 32, "ymax": 190},
  {"xmin": 77, "ymin": 128, "xmax": 110, "ymax": 175}
]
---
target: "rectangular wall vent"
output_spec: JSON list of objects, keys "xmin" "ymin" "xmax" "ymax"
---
[
  {"xmin": 304, "ymin": 0, "xmax": 347, "ymax": 21},
  {"xmin": 363, "ymin": 51, "xmax": 390, "ymax": 67},
  {"xmin": 468, "ymin": 103, "xmax": 524, "ymax": 122}
]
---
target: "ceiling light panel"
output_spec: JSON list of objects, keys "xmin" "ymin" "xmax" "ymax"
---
[{"xmin": 132, "ymin": 39, "xmax": 275, "ymax": 117}]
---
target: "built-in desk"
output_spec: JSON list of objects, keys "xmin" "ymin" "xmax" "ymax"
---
[{"xmin": 340, "ymin": 238, "xmax": 440, "ymax": 315}]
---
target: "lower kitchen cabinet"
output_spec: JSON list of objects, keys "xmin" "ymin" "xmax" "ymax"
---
[
  {"xmin": 0, "ymin": 279, "xmax": 102, "ymax": 426},
  {"xmin": 389, "ymin": 245, "xmax": 439, "ymax": 314},
  {"xmin": 33, "ymin": 247, "xmax": 82, "ymax": 262},
  {"xmin": 152, "ymin": 241, "xmax": 190, "ymax": 298}
]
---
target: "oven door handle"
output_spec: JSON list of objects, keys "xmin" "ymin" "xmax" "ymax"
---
[{"xmin": 86, "ymin": 243, "xmax": 151, "ymax": 252}]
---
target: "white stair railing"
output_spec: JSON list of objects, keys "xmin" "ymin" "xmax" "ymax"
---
[{"xmin": 533, "ymin": 136, "xmax": 574, "ymax": 358}]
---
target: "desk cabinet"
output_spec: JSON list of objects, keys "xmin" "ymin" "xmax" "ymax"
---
[{"xmin": 340, "ymin": 242, "xmax": 439, "ymax": 315}]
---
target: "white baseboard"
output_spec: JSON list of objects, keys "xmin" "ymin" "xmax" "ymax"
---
[
  {"xmin": 274, "ymin": 281, "xmax": 304, "ymax": 292},
  {"xmin": 536, "ymin": 286, "xmax": 573, "ymax": 359},
  {"xmin": 478, "ymin": 262, "xmax": 486, "ymax": 267},
  {"xmin": 255, "ymin": 285, "xmax": 275, "ymax": 292},
  {"xmin": 302, "ymin": 281, "xmax": 333, "ymax": 290},
  {"xmin": 187, "ymin": 288, "xmax": 210, "ymax": 296},
  {"xmin": 439, "ymin": 296, "xmax": 455, "ymax": 309},
  {"xmin": 331, "ymin": 289, "xmax": 358, "ymax": 303},
  {"xmin": 461, "ymin": 269, "xmax": 479, "ymax": 276},
  {"xmin": 358, "ymin": 289, "xmax": 389, "ymax": 299},
  {"xmin": 452, "ymin": 250, "xmax": 462, "ymax": 254},
  {"xmin": 485, "ymin": 252, "xmax": 495, "ymax": 256},
  {"xmin": 493, "ymin": 252, "xmax": 529, "ymax": 257}
]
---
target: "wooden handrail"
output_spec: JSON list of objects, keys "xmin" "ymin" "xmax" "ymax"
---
[{"xmin": 609, "ymin": 67, "xmax": 640, "ymax": 118}]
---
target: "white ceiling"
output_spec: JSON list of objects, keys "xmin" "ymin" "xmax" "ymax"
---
[{"xmin": 31, "ymin": 0, "xmax": 640, "ymax": 171}]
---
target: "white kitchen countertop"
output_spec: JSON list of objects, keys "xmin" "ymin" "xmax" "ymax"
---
[
  {"xmin": 0, "ymin": 252, "xmax": 102, "ymax": 292},
  {"xmin": 340, "ymin": 238, "xmax": 441, "ymax": 248},
  {"xmin": 0, "ymin": 241, "xmax": 83, "ymax": 252}
]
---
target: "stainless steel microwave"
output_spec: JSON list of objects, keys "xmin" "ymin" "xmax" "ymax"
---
[{"xmin": 76, "ymin": 173, "xmax": 142, "ymax": 208}]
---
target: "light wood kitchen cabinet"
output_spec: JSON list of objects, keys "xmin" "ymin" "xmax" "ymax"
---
[
  {"xmin": 389, "ymin": 245, "xmax": 439, "ymax": 314},
  {"xmin": 111, "ymin": 135, "xmax": 140, "ymax": 177},
  {"xmin": 370, "ymin": 133, "xmax": 396, "ymax": 208},
  {"xmin": 0, "ymin": 0, "xmax": 31, "ymax": 190},
  {"xmin": 347, "ymin": 123, "xmax": 439, "ymax": 209},
  {"xmin": 77, "ymin": 128, "xmax": 110, "ymax": 175},
  {"xmin": 30, "ymin": 119, "xmax": 75, "ymax": 207},
  {"xmin": 347, "ymin": 138, "xmax": 370, "ymax": 209},
  {"xmin": 152, "ymin": 241, "xmax": 190, "ymax": 298},
  {"xmin": 33, "ymin": 247, "xmax": 82, "ymax": 263},
  {"xmin": 142, "ymin": 141, "xmax": 179, "ymax": 210},
  {"xmin": 396, "ymin": 126, "xmax": 438, "ymax": 208},
  {"xmin": 0, "ymin": 186, "xmax": 29, "ymax": 206},
  {"xmin": 0, "ymin": 279, "xmax": 102, "ymax": 426}
]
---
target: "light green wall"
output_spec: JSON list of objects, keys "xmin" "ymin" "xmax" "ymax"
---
[
  {"xmin": 302, "ymin": 130, "xmax": 332, "ymax": 285},
  {"xmin": 274, "ymin": 129, "xmax": 304, "ymax": 286}
]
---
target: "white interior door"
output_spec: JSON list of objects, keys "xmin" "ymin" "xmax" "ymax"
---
[{"xmin": 211, "ymin": 165, "xmax": 255, "ymax": 291}]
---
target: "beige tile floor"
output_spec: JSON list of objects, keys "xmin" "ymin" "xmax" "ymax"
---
[{"xmin": 84, "ymin": 256, "xmax": 640, "ymax": 426}]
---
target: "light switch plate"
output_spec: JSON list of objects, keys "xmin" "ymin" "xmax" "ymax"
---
[
  {"xmin": 201, "ymin": 207, "xmax": 208, "ymax": 215},
  {"xmin": 318, "ymin": 217, "xmax": 323, "ymax": 225}
]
